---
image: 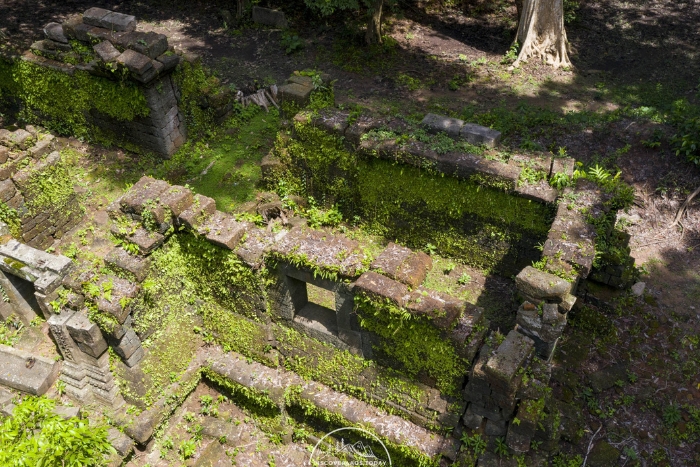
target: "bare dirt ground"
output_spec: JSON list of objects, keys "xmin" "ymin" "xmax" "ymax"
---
[{"xmin": 2, "ymin": 0, "xmax": 700, "ymax": 465}]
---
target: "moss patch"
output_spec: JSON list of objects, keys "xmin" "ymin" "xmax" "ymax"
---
[{"xmin": 0, "ymin": 59, "xmax": 148, "ymax": 140}]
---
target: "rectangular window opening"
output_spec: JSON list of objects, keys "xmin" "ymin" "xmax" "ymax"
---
[{"xmin": 293, "ymin": 283, "xmax": 338, "ymax": 337}]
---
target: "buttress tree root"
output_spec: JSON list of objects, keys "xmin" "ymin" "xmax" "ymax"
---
[{"xmin": 513, "ymin": 0, "xmax": 572, "ymax": 69}]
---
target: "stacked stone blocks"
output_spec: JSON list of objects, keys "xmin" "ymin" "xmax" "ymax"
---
[{"xmin": 27, "ymin": 8, "xmax": 186, "ymax": 156}]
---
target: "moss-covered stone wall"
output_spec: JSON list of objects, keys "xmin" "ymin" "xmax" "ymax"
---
[{"xmin": 271, "ymin": 119, "xmax": 555, "ymax": 275}]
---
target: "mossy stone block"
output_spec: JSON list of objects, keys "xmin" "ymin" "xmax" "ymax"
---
[
  {"xmin": 588, "ymin": 440, "xmax": 620, "ymax": 467},
  {"xmin": 484, "ymin": 330, "xmax": 534, "ymax": 392}
]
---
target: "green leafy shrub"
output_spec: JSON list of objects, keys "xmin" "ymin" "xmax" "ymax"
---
[
  {"xmin": 0, "ymin": 396, "xmax": 114, "ymax": 466},
  {"xmin": 306, "ymin": 198, "xmax": 343, "ymax": 228},
  {"xmin": 671, "ymin": 100, "xmax": 700, "ymax": 165}
]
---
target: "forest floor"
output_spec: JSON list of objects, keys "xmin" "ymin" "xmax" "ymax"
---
[{"xmin": 1, "ymin": 0, "xmax": 700, "ymax": 465}]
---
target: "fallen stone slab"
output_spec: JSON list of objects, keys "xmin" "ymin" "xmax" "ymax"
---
[
  {"xmin": 126, "ymin": 31, "xmax": 168, "ymax": 59},
  {"xmin": 460, "ymin": 123, "xmax": 501, "ymax": 148},
  {"xmin": 101, "ymin": 11, "xmax": 137, "ymax": 32},
  {"xmin": 44, "ymin": 22, "xmax": 68, "ymax": 44},
  {"xmin": 234, "ymin": 229, "xmax": 277, "ymax": 269},
  {"xmin": 514, "ymin": 182, "xmax": 559, "ymax": 204},
  {"xmin": 278, "ymin": 83, "xmax": 313, "ymax": 107},
  {"xmin": 107, "ymin": 427, "xmax": 134, "ymax": 457},
  {"xmin": 66, "ymin": 311, "xmax": 108, "ymax": 358},
  {"xmin": 588, "ymin": 363, "xmax": 628, "ymax": 393},
  {"xmin": 54, "ymin": 405, "xmax": 81, "ymax": 419},
  {"xmin": 127, "ymin": 228, "xmax": 165, "ymax": 256},
  {"xmin": 0, "ymin": 129, "xmax": 33, "ymax": 150},
  {"xmin": 0, "ymin": 146, "xmax": 8, "ymax": 165},
  {"xmin": 116, "ymin": 49, "xmax": 153, "ymax": 76},
  {"xmin": 0, "ymin": 344, "xmax": 60, "ymax": 395},
  {"xmin": 194, "ymin": 441, "xmax": 230, "ymax": 467},
  {"xmin": 158, "ymin": 185, "xmax": 193, "ymax": 216},
  {"xmin": 178, "ymin": 194, "xmax": 217, "ymax": 229},
  {"xmin": 92, "ymin": 275, "xmax": 140, "ymax": 324},
  {"xmin": 0, "ymin": 239, "xmax": 73, "ymax": 275},
  {"xmin": 28, "ymin": 134, "xmax": 56, "ymax": 159},
  {"xmin": 421, "ymin": 113, "xmax": 464, "ymax": 138},
  {"xmin": 105, "ymin": 247, "xmax": 151, "ymax": 281},
  {"xmin": 551, "ymin": 156, "xmax": 575, "ymax": 177},
  {"xmin": 406, "ymin": 287, "xmax": 464, "ymax": 329},
  {"xmin": 82, "ymin": 7, "xmax": 112, "ymax": 28},
  {"xmin": 119, "ymin": 176, "xmax": 171, "ymax": 214},
  {"xmin": 206, "ymin": 348, "xmax": 457, "ymax": 461},
  {"xmin": 252, "ymin": 6, "xmax": 289, "ymax": 28}
]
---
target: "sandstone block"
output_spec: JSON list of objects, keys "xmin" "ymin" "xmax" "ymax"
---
[
  {"xmin": 105, "ymin": 247, "xmax": 151, "ymax": 281},
  {"xmin": 252, "ymin": 6, "xmax": 289, "ymax": 28},
  {"xmin": 371, "ymin": 242, "xmax": 432, "ymax": 288},
  {"xmin": 484, "ymin": 330, "xmax": 534, "ymax": 393},
  {"xmin": 278, "ymin": 83, "xmax": 312, "ymax": 107},
  {"xmin": 460, "ymin": 123, "xmax": 501, "ymax": 148},
  {"xmin": 515, "ymin": 266, "xmax": 572, "ymax": 300},
  {"xmin": 354, "ymin": 271, "xmax": 409, "ymax": 307},
  {"xmin": 198, "ymin": 211, "xmax": 251, "ymax": 250},
  {"xmin": 421, "ymin": 113, "xmax": 464, "ymax": 138},
  {"xmin": 93, "ymin": 41, "xmax": 121, "ymax": 62},
  {"xmin": 116, "ymin": 49, "xmax": 153, "ymax": 75},
  {"xmin": 44, "ymin": 22, "xmax": 68, "ymax": 43},
  {"xmin": 178, "ymin": 194, "xmax": 217, "ymax": 228},
  {"xmin": 66, "ymin": 311, "xmax": 108, "ymax": 358}
]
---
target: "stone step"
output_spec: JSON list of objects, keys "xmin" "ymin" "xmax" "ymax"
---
[
  {"xmin": 0, "ymin": 344, "xmax": 60, "ymax": 395},
  {"xmin": 206, "ymin": 347, "xmax": 458, "ymax": 461}
]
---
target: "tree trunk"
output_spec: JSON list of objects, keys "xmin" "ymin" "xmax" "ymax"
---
[
  {"xmin": 365, "ymin": 0, "xmax": 384, "ymax": 45},
  {"xmin": 513, "ymin": 0, "xmax": 571, "ymax": 69},
  {"xmin": 514, "ymin": 0, "xmax": 523, "ymax": 22}
]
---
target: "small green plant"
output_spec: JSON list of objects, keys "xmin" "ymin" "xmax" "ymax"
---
[
  {"xmin": 55, "ymin": 380, "xmax": 66, "ymax": 397},
  {"xmin": 281, "ymin": 32, "xmax": 304, "ymax": 54},
  {"xmin": 460, "ymin": 433, "xmax": 486, "ymax": 456},
  {"xmin": 396, "ymin": 73, "xmax": 422, "ymax": 91},
  {"xmin": 179, "ymin": 439, "xmax": 197, "ymax": 460},
  {"xmin": 662, "ymin": 403, "xmax": 682, "ymax": 425},
  {"xmin": 306, "ymin": 198, "xmax": 343, "ymax": 228},
  {"xmin": 550, "ymin": 172, "xmax": 572, "ymax": 189},
  {"xmin": 457, "ymin": 273, "xmax": 472, "ymax": 285},
  {"xmin": 671, "ymin": 100, "xmax": 700, "ymax": 164},
  {"xmin": 494, "ymin": 436, "xmax": 509, "ymax": 457},
  {"xmin": 0, "ymin": 317, "xmax": 24, "ymax": 346},
  {"xmin": 502, "ymin": 42, "xmax": 519, "ymax": 64}
]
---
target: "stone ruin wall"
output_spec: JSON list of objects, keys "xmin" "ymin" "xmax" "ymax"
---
[
  {"xmin": 0, "ymin": 128, "xmax": 83, "ymax": 250},
  {"xmin": 0, "ymin": 101, "xmax": 628, "ymax": 463},
  {"xmin": 3, "ymin": 8, "xmax": 189, "ymax": 156}
]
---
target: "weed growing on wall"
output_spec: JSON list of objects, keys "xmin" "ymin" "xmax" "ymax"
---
[
  {"xmin": 355, "ymin": 294, "xmax": 466, "ymax": 396},
  {"xmin": 25, "ymin": 148, "xmax": 85, "ymax": 216}
]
